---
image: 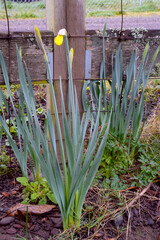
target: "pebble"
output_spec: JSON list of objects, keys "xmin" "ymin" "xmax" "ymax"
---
[
  {"xmin": 51, "ymin": 217, "xmax": 63, "ymax": 228},
  {"xmin": 7, "ymin": 227, "xmax": 17, "ymax": 234},
  {"xmin": 51, "ymin": 227, "xmax": 60, "ymax": 235},
  {"xmin": 147, "ymin": 217, "xmax": 155, "ymax": 226},
  {"xmin": 13, "ymin": 223, "xmax": 24, "ymax": 229},
  {"xmin": 0, "ymin": 217, "xmax": 15, "ymax": 226},
  {"xmin": 133, "ymin": 208, "xmax": 139, "ymax": 217},
  {"xmin": 33, "ymin": 224, "xmax": 40, "ymax": 231},
  {"xmin": 36, "ymin": 229, "xmax": 50, "ymax": 239},
  {"xmin": 143, "ymin": 219, "xmax": 148, "ymax": 225},
  {"xmin": 114, "ymin": 214, "xmax": 123, "ymax": 228}
]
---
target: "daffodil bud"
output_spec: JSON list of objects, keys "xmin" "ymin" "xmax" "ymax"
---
[
  {"xmin": 34, "ymin": 26, "xmax": 47, "ymax": 62},
  {"xmin": 58, "ymin": 28, "xmax": 67, "ymax": 36},
  {"xmin": 69, "ymin": 48, "xmax": 74, "ymax": 69}
]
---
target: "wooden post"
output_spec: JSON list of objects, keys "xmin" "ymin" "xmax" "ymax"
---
[
  {"xmin": 67, "ymin": 0, "xmax": 85, "ymax": 113},
  {"xmin": 47, "ymin": 0, "xmax": 85, "ymax": 159},
  {"xmin": 46, "ymin": 0, "xmax": 54, "ymax": 31},
  {"xmin": 53, "ymin": 0, "xmax": 68, "ymax": 110},
  {"xmin": 52, "ymin": 0, "xmax": 85, "ymax": 111}
]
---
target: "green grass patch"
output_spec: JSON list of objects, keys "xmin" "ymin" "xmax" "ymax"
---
[
  {"xmin": 87, "ymin": 0, "xmax": 160, "ymax": 17},
  {"xmin": 0, "ymin": 1, "xmax": 45, "ymax": 19}
]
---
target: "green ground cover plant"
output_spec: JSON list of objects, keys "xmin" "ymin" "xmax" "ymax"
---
[
  {"xmin": 17, "ymin": 176, "xmax": 57, "ymax": 204},
  {"xmin": 0, "ymin": 146, "xmax": 10, "ymax": 175}
]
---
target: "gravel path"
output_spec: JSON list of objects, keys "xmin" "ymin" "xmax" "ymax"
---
[{"xmin": 0, "ymin": 14, "xmax": 160, "ymax": 32}]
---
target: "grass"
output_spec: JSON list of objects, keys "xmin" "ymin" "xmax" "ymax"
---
[
  {"xmin": 0, "ymin": 1, "xmax": 46, "ymax": 19},
  {"xmin": 0, "ymin": 0, "xmax": 159, "ymax": 19},
  {"xmin": 87, "ymin": 0, "xmax": 160, "ymax": 17}
]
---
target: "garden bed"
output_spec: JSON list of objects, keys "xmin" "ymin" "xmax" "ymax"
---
[{"xmin": 0, "ymin": 80, "xmax": 160, "ymax": 239}]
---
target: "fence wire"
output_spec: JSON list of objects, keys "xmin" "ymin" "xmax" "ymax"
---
[
  {"xmin": 86, "ymin": 0, "xmax": 160, "ymax": 16},
  {"xmin": 0, "ymin": 0, "xmax": 45, "ymax": 19},
  {"xmin": 0, "ymin": 0, "xmax": 160, "ymax": 20}
]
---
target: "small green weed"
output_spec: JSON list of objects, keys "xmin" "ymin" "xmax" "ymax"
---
[
  {"xmin": 99, "ymin": 134, "xmax": 131, "ymax": 179},
  {"xmin": 17, "ymin": 176, "xmax": 57, "ymax": 205},
  {"xmin": 144, "ymin": 79, "xmax": 160, "ymax": 103},
  {"xmin": 0, "ymin": 146, "xmax": 10, "ymax": 175},
  {"xmin": 98, "ymin": 133, "xmax": 160, "ymax": 190}
]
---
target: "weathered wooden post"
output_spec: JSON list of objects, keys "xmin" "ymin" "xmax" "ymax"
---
[
  {"xmin": 46, "ymin": 0, "xmax": 85, "ymax": 157},
  {"xmin": 67, "ymin": 0, "xmax": 85, "ymax": 112},
  {"xmin": 46, "ymin": 0, "xmax": 85, "ymax": 109},
  {"xmin": 52, "ymin": 0, "xmax": 85, "ymax": 112}
]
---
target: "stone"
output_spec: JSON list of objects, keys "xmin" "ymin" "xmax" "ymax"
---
[
  {"xmin": 36, "ymin": 229, "xmax": 49, "ymax": 239},
  {"xmin": 0, "ymin": 217, "xmax": 15, "ymax": 226},
  {"xmin": 51, "ymin": 217, "xmax": 62, "ymax": 227},
  {"xmin": 13, "ymin": 224, "xmax": 23, "ymax": 229},
  {"xmin": 7, "ymin": 227, "xmax": 17, "ymax": 234},
  {"xmin": 33, "ymin": 224, "xmax": 40, "ymax": 231},
  {"xmin": 114, "ymin": 214, "xmax": 123, "ymax": 228},
  {"xmin": 51, "ymin": 227, "xmax": 60, "ymax": 235},
  {"xmin": 147, "ymin": 217, "xmax": 155, "ymax": 226},
  {"xmin": 133, "ymin": 208, "xmax": 139, "ymax": 217}
]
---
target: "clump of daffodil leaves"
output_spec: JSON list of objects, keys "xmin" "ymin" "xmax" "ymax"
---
[{"xmin": 0, "ymin": 26, "xmax": 111, "ymax": 230}]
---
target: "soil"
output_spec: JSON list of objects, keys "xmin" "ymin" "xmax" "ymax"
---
[
  {"xmin": 0, "ymin": 15, "xmax": 160, "ymax": 32},
  {"xmin": 1, "ymin": 171, "xmax": 160, "ymax": 240},
  {"xmin": 0, "ymin": 58, "xmax": 159, "ymax": 239},
  {"xmin": 0, "ymin": 170, "xmax": 62, "ymax": 240}
]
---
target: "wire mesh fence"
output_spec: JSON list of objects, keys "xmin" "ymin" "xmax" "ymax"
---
[
  {"xmin": 0, "ymin": 0, "xmax": 45, "ymax": 19},
  {"xmin": 86, "ymin": 0, "xmax": 160, "ymax": 16},
  {"xmin": 0, "ymin": 0, "xmax": 160, "ymax": 20}
]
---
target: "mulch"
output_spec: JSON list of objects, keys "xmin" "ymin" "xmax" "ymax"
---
[
  {"xmin": 1, "ymin": 171, "xmax": 160, "ymax": 240},
  {"xmin": 0, "ymin": 86, "xmax": 159, "ymax": 239}
]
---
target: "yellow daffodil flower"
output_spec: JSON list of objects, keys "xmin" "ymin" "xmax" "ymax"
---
[
  {"xmin": 34, "ymin": 26, "xmax": 47, "ymax": 61},
  {"xmin": 55, "ymin": 35, "xmax": 64, "ymax": 46},
  {"xmin": 54, "ymin": 28, "xmax": 67, "ymax": 46},
  {"xmin": 69, "ymin": 48, "xmax": 74, "ymax": 69}
]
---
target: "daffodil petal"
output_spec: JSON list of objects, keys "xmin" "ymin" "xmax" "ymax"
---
[
  {"xmin": 55, "ymin": 35, "xmax": 64, "ymax": 46},
  {"xmin": 35, "ymin": 26, "xmax": 42, "ymax": 40},
  {"xmin": 34, "ymin": 26, "xmax": 47, "ymax": 62},
  {"xmin": 58, "ymin": 28, "xmax": 67, "ymax": 36}
]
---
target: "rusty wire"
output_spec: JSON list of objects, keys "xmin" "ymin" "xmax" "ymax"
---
[{"xmin": 0, "ymin": 34, "xmax": 160, "ymax": 41}]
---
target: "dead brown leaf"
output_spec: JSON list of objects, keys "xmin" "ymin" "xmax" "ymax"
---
[
  {"xmin": 106, "ymin": 238, "xmax": 118, "ymax": 240},
  {"xmin": 2, "ymin": 191, "xmax": 17, "ymax": 197},
  {"xmin": 7, "ymin": 203, "xmax": 56, "ymax": 216},
  {"xmin": 94, "ymin": 233, "xmax": 104, "ymax": 237}
]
